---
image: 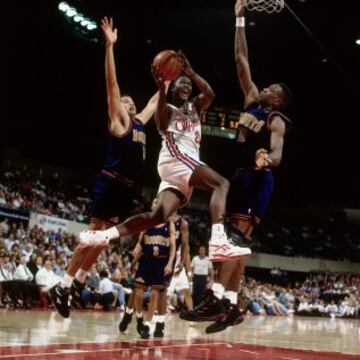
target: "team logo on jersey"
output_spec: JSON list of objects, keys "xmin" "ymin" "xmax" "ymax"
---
[
  {"xmin": 153, "ymin": 246, "xmax": 160, "ymax": 257},
  {"xmin": 133, "ymin": 129, "xmax": 146, "ymax": 145},
  {"xmin": 238, "ymin": 112, "xmax": 265, "ymax": 133}
]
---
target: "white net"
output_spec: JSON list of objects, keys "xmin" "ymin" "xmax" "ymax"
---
[{"xmin": 243, "ymin": 0, "xmax": 285, "ymax": 13}]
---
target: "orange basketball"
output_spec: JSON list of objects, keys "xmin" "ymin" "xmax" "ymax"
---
[{"xmin": 152, "ymin": 50, "xmax": 182, "ymax": 81}]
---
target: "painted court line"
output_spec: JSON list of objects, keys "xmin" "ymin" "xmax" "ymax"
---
[{"xmin": 0, "ymin": 342, "xmax": 228, "ymax": 359}]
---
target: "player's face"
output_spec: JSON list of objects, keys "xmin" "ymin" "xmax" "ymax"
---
[
  {"xmin": 173, "ymin": 76, "xmax": 192, "ymax": 102},
  {"xmin": 120, "ymin": 96, "xmax": 137, "ymax": 117},
  {"xmin": 259, "ymin": 84, "xmax": 283, "ymax": 108}
]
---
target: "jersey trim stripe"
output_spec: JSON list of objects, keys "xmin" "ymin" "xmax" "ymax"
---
[{"xmin": 165, "ymin": 132, "xmax": 201, "ymax": 171}]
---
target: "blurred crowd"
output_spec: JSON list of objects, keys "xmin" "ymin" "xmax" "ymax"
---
[
  {"xmin": 241, "ymin": 270, "xmax": 360, "ymax": 319},
  {"xmin": 1, "ymin": 219, "xmax": 359, "ymax": 319},
  {"xmin": 1, "ymin": 164, "xmax": 360, "ymax": 261},
  {"xmin": 0, "ymin": 165, "xmax": 91, "ymax": 223}
]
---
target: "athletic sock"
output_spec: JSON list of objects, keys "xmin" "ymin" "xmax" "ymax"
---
[
  {"xmin": 61, "ymin": 273, "xmax": 74, "ymax": 288},
  {"xmin": 210, "ymin": 224, "xmax": 225, "ymax": 242},
  {"xmin": 211, "ymin": 282, "xmax": 225, "ymax": 300},
  {"xmin": 156, "ymin": 315, "xmax": 165, "ymax": 323},
  {"xmin": 75, "ymin": 269, "xmax": 87, "ymax": 284},
  {"xmin": 224, "ymin": 290, "xmax": 238, "ymax": 305},
  {"xmin": 126, "ymin": 307, "xmax": 134, "ymax": 315}
]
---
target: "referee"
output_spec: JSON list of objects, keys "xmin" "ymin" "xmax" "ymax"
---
[{"xmin": 191, "ymin": 246, "xmax": 214, "ymax": 306}]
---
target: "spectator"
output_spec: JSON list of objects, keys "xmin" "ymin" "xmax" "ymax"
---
[{"xmin": 14, "ymin": 255, "xmax": 33, "ymax": 281}]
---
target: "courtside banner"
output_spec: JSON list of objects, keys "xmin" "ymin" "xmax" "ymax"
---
[
  {"xmin": 0, "ymin": 206, "xmax": 30, "ymax": 222},
  {"xmin": 29, "ymin": 213, "xmax": 87, "ymax": 234}
]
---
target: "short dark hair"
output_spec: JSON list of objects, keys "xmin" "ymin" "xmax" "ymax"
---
[
  {"xmin": 99, "ymin": 270, "xmax": 108, "ymax": 278},
  {"xmin": 278, "ymin": 83, "xmax": 293, "ymax": 108}
]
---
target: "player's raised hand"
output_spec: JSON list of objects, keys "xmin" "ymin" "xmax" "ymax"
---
[
  {"xmin": 151, "ymin": 64, "xmax": 166, "ymax": 90},
  {"xmin": 235, "ymin": 0, "xmax": 245, "ymax": 17},
  {"xmin": 255, "ymin": 148, "xmax": 272, "ymax": 170},
  {"xmin": 177, "ymin": 50, "xmax": 194, "ymax": 77},
  {"xmin": 101, "ymin": 17, "xmax": 118, "ymax": 46}
]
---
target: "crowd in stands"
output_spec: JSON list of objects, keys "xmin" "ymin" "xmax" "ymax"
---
[
  {"xmin": 182, "ymin": 210, "xmax": 360, "ymax": 262},
  {"xmin": 1, "ymin": 164, "xmax": 360, "ymax": 262},
  {"xmin": 0, "ymin": 165, "xmax": 91, "ymax": 223},
  {"xmin": 1, "ymin": 219, "xmax": 359, "ymax": 319},
  {"xmin": 240, "ymin": 270, "xmax": 360, "ymax": 319}
]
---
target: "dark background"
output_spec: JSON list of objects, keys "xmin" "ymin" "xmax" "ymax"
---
[{"xmin": 4, "ymin": 0, "xmax": 360, "ymax": 210}]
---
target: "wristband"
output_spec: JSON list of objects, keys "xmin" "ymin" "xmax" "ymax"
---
[
  {"xmin": 187, "ymin": 271, "xmax": 192, "ymax": 277},
  {"xmin": 236, "ymin": 17, "xmax": 245, "ymax": 28}
]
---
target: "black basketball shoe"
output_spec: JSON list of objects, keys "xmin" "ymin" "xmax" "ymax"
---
[
  {"xmin": 153, "ymin": 322, "xmax": 165, "ymax": 338},
  {"xmin": 136, "ymin": 316, "xmax": 144, "ymax": 335},
  {"xmin": 140, "ymin": 323, "xmax": 150, "ymax": 339},
  {"xmin": 49, "ymin": 283, "xmax": 70, "ymax": 318},
  {"xmin": 205, "ymin": 301, "xmax": 244, "ymax": 334},
  {"xmin": 179, "ymin": 290, "xmax": 226, "ymax": 322},
  {"xmin": 119, "ymin": 311, "xmax": 133, "ymax": 332}
]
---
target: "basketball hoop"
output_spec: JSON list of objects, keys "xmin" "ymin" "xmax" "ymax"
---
[{"xmin": 243, "ymin": 0, "xmax": 285, "ymax": 13}]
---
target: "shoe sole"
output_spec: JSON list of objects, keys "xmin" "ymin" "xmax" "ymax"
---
[
  {"xmin": 205, "ymin": 315, "xmax": 244, "ymax": 334},
  {"xmin": 210, "ymin": 253, "xmax": 251, "ymax": 262},
  {"xmin": 180, "ymin": 312, "xmax": 225, "ymax": 322}
]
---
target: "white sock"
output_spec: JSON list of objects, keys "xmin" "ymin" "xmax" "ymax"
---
[
  {"xmin": 156, "ymin": 315, "xmax": 165, "ymax": 323},
  {"xmin": 103, "ymin": 227, "xmax": 120, "ymax": 240},
  {"xmin": 224, "ymin": 290, "xmax": 238, "ymax": 305},
  {"xmin": 210, "ymin": 224, "xmax": 225, "ymax": 242},
  {"xmin": 211, "ymin": 282, "xmax": 225, "ymax": 300},
  {"xmin": 75, "ymin": 269, "xmax": 88, "ymax": 284},
  {"xmin": 136, "ymin": 312, "xmax": 143, "ymax": 318},
  {"xmin": 126, "ymin": 307, "xmax": 134, "ymax": 315},
  {"xmin": 61, "ymin": 273, "xmax": 74, "ymax": 288},
  {"xmin": 144, "ymin": 321, "xmax": 151, "ymax": 327}
]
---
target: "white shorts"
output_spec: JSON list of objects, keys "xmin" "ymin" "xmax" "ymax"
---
[
  {"xmin": 157, "ymin": 148, "xmax": 204, "ymax": 202},
  {"xmin": 168, "ymin": 268, "xmax": 190, "ymax": 293}
]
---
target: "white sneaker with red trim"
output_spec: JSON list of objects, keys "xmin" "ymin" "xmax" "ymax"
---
[
  {"xmin": 209, "ymin": 234, "xmax": 251, "ymax": 262},
  {"xmin": 78, "ymin": 230, "xmax": 110, "ymax": 248}
]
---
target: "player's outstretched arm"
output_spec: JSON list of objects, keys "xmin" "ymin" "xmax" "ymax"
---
[
  {"xmin": 101, "ymin": 17, "xmax": 130, "ymax": 135},
  {"xmin": 255, "ymin": 116, "xmax": 286, "ymax": 169},
  {"xmin": 234, "ymin": 0, "xmax": 259, "ymax": 106},
  {"xmin": 178, "ymin": 50, "xmax": 215, "ymax": 111},
  {"xmin": 136, "ymin": 82, "xmax": 170, "ymax": 125},
  {"xmin": 152, "ymin": 68, "xmax": 172, "ymax": 132}
]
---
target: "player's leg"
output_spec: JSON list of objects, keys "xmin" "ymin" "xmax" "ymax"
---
[
  {"xmin": 154, "ymin": 288, "xmax": 167, "ymax": 338},
  {"xmin": 79, "ymin": 189, "xmax": 183, "ymax": 247},
  {"xmin": 119, "ymin": 289, "xmax": 136, "ymax": 333},
  {"xmin": 206, "ymin": 171, "xmax": 274, "ymax": 333},
  {"xmin": 48, "ymin": 218, "xmax": 107, "ymax": 318},
  {"xmin": 189, "ymin": 166, "xmax": 251, "ymax": 262},
  {"xmin": 141, "ymin": 287, "xmax": 159, "ymax": 339},
  {"xmin": 134, "ymin": 287, "xmax": 145, "ymax": 335},
  {"xmin": 182, "ymin": 288, "xmax": 193, "ymax": 311}
]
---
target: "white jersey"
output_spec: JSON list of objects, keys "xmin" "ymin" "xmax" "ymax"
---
[{"xmin": 160, "ymin": 101, "xmax": 201, "ymax": 161}]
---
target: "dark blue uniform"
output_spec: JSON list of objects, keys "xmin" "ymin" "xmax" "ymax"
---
[
  {"xmin": 91, "ymin": 118, "xmax": 146, "ymax": 222},
  {"xmin": 135, "ymin": 223, "xmax": 172, "ymax": 288},
  {"xmin": 228, "ymin": 103, "xmax": 291, "ymax": 223}
]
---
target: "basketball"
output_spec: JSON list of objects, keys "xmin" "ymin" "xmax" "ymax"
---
[{"xmin": 152, "ymin": 50, "xmax": 182, "ymax": 81}]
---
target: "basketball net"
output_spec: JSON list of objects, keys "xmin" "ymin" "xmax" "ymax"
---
[{"xmin": 242, "ymin": 0, "xmax": 284, "ymax": 13}]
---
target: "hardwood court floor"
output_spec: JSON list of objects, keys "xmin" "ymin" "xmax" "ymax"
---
[{"xmin": 0, "ymin": 310, "xmax": 359, "ymax": 359}]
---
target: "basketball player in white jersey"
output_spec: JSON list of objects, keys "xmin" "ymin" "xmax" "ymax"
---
[{"xmin": 79, "ymin": 51, "xmax": 250, "ymax": 263}]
